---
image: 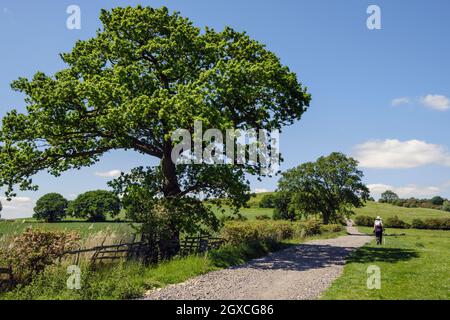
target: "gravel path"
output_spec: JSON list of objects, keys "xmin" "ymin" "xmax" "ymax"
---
[{"xmin": 144, "ymin": 222, "xmax": 371, "ymax": 300}]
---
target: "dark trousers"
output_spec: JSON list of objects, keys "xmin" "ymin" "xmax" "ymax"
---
[{"xmin": 375, "ymin": 231, "xmax": 383, "ymax": 245}]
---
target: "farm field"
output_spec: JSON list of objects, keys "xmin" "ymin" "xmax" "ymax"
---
[
  {"xmin": 322, "ymin": 227, "xmax": 450, "ymax": 299},
  {"xmin": 354, "ymin": 201, "xmax": 450, "ymax": 223}
]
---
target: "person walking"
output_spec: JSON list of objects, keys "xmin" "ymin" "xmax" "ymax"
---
[{"xmin": 373, "ymin": 216, "xmax": 384, "ymax": 245}]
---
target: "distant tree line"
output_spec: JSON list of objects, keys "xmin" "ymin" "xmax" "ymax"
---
[
  {"xmin": 379, "ymin": 190, "xmax": 450, "ymax": 212},
  {"xmin": 33, "ymin": 190, "xmax": 121, "ymax": 223}
]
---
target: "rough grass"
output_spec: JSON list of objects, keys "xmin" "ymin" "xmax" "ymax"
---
[
  {"xmin": 322, "ymin": 227, "xmax": 450, "ymax": 300},
  {"xmin": 0, "ymin": 219, "xmax": 135, "ymax": 240}
]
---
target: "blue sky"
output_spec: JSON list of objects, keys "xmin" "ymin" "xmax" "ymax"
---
[{"xmin": 1, "ymin": 0, "xmax": 450, "ymax": 218}]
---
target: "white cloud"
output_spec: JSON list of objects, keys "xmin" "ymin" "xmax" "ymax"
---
[
  {"xmin": 420, "ymin": 94, "xmax": 450, "ymax": 111},
  {"xmin": 391, "ymin": 97, "xmax": 410, "ymax": 106},
  {"xmin": 354, "ymin": 139, "xmax": 450, "ymax": 169},
  {"xmin": 94, "ymin": 170, "xmax": 122, "ymax": 178},
  {"xmin": 253, "ymin": 188, "xmax": 271, "ymax": 194},
  {"xmin": 368, "ymin": 183, "xmax": 441, "ymax": 199},
  {"xmin": 0, "ymin": 196, "xmax": 35, "ymax": 219}
]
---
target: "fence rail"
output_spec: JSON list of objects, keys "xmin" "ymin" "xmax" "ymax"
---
[{"xmin": 60, "ymin": 235, "xmax": 226, "ymax": 267}]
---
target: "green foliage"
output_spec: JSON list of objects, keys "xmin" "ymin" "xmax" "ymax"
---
[
  {"xmin": 255, "ymin": 215, "xmax": 271, "ymax": 221},
  {"xmin": 299, "ymin": 219, "xmax": 322, "ymax": 236},
  {"xmin": 33, "ymin": 193, "xmax": 68, "ymax": 223},
  {"xmin": 278, "ymin": 152, "xmax": 370, "ymax": 224},
  {"xmin": 272, "ymin": 192, "xmax": 296, "ymax": 221},
  {"xmin": 259, "ymin": 194, "xmax": 276, "ymax": 208},
  {"xmin": 68, "ymin": 190, "xmax": 120, "ymax": 222},
  {"xmin": 384, "ymin": 216, "xmax": 410, "ymax": 229},
  {"xmin": 220, "ymin": 219, "xmax": 330, "ymax": 246},
  {"xmin": 354, "ymin": 215, "xmax": 375, "ymax": 227},
  {"xmin": 0, "ymin": 6, "xmax": 310, "ymax": 243},
  {"xmin": 430, "ymin": 196, "xmax": 445, "ymax": 206},
  {"xmin": 442, "ymin": 201, "xmax": 450, "ymax": 212},
  {"xmin": 420, "ymin": 218, "xmax": 450, "ymax": 230},
  {"xmin": 411, "ymin": 218, "xmax": 427, "ymax": 229},
  {"xmin": 0, "ymin": 228, "xmax": 80, "ymax": 284},
  {"xmin": 386, "ymin": 196, "xmax": 447, "ymax": 211},
  {"xmin": 319, "ymin": 224, "xmax": 343, "ymax": 233},
  {"xmin": 379, "ymin": 190, "xmax": 399, "ymax": 204}
]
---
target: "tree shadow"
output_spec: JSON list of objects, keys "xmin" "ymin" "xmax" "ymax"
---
[
  {"xmin": 239, "ymin": 243, "xmax": 419, "ymax": 272},
  {"xmin": 241, "ymin": 244, "xmax": 356, "ymax": 272},
  {"xmin": 347, "ymin": 246, "xmax": 419, "ymax": 264}
]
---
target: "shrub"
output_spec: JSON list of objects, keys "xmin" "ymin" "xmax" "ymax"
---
[
  {"xmin": 298, "ymin": 219, "xmax": 322, "ymax": 236},
  {"xmin": 0, "ymin": 228, "xmax": 80, "ymax": 284},
  {"xmin": 259, "ymin": 194, "xmax": 276, "ymax": 208},
  {"xmin": 442, "ymin": 201, "xmax": 450, "ymax": 212},
  {"xmin": 423, "ymin": 218, "xmax": 450, "ymax": 230},
  {"xmin": 255, "ymin": 215, "xmax": 271, "ymax": 221},
  {"xmin": 33, "ymin": 193, "xmax": 68, "ymax": 222},
  {"xmin": 219, "ymin": 214, "xmax": 248, "ymax": 224},
  {"xmin": 411, "ymin": 218, "xmax": 426, "ymax": 229},
  {"xmin": 384, "ymin": 216, "xmax": 410, "ymax": 229},
  {"xmin": 354, "ymin": 215, "xmax": 374, "ymax": 227},
  {"xmin": 320, "ymin": 224, "xmax": 343, "ymax": 233},
  {"xmin": 272, "ymin": 192, "xmax": 296, "ymax": 221},
  {"xmin": 431, "ymin": 196, "xmax": 445, "ymax": 206},
  {"xmin": 68, "ymin": 190, "xmax": 120, "ymax": 222}
]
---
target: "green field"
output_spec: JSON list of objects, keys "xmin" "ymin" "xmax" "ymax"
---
[
  {"xmin": 323, "ymin": 227, "xmax": 450, "ymax": 300},
  {"xmin": 354, "ymin": 201, "xmax": 450, "ymax": 223}
]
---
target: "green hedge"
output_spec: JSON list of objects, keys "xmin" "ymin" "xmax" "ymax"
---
[
  {"xmin": 354, "ymin": 215, "xmax": 374, "ymax": 227},
  {"xmin": 220, "ymin": 220, "xmax": 342, "ymax": 245},
  {"xmin": 411, "ymin": 218, "xmax": 450, "ymax": 230},
  {"xmin": 384, "ymin": 216, "xmax": 410, "ymax": 229}
]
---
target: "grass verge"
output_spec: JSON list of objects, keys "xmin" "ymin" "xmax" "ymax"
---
[{"xmin": 322, "ymin": 227, "xmax": 450, "ymax": 300}]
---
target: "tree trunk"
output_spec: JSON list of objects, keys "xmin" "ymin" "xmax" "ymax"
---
[
  {"xmin": 322, "ymin": 212, "xmax": 330, "ymax": 225},
  {"xmin": 159, "ymin": 141, "xmax": 181, "ymax": 259},
  {"xmin": 161, "ymin": 141, "xmax": 181, "ymax": 197}
]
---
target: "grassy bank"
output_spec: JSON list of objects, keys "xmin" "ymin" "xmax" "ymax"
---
[
  {"xmin": 322, "ymin": 227, "xmax": 450, "ymax": 300},
  {"xmin": 1, "ymin": 228, "xmax": 345, "ymax": 300}
]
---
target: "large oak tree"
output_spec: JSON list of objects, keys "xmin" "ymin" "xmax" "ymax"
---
[{"xmin": 0, "ymin": 6, "xmax": 310, "ymax": 249}]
